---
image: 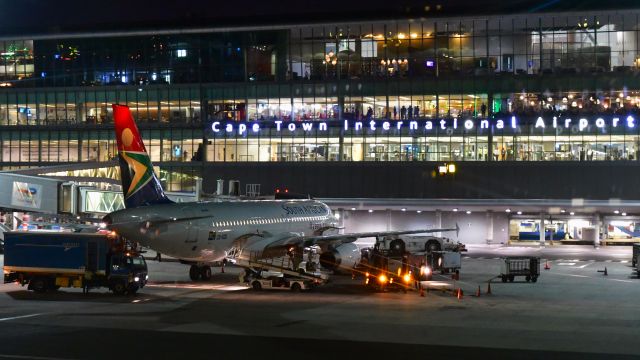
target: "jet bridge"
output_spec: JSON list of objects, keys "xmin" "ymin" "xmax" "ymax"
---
[{"xmin": 0, "ymin": 173, "xmax": 63, "ymax": 214}]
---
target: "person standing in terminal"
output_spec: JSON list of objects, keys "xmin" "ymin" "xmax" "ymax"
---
[
  {"xmin": 400, "ymin": 105, "xmax": 407, "ymax": 119},
  {"xmin": 481, "ymin": 103, "xmax": 487, "ymax": 117},
  {"xmin": 393, "ymin": 106, "xmax": 397, "ymax": 119},
  {"xmin": 408, "ymin": 105, "xmax": 413, "ymax": 119},
  {"xmin": 414, "ymin": 105, "xmax": 420, "ymax": 118}
]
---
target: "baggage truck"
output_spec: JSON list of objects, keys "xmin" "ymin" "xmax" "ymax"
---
[{"xmin": 3, "ymin": 232, "xmax": 148, "ymax": 295}]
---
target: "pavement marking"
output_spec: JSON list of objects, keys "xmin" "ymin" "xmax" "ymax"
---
[
  {"xmin": 621, "ymin": 260, "xmax": 629, "ymax": 264},
  {"xmin": 0, "ymin": 313, "xmax": 43, "ymax": 322},
  {"xmin": 549, "ymin": 273, "xmax": 590, "ymax": 278},
  {"xmin": 0, "ymin": 355, "xmax": 75, "ymax": 360},
  {"xmin": 609, "ymin": 279, "xmax": 635, "ymax": 283},
  {"xmin": 557, "ymin": 263, "xmax": 576, "ymax": 266},
  {"xmin": 578, "ymin": 263, "xmax": 593, "ymax": 269},
  {"xmin": 605, "ymin": 260, "xmax": 612, "ymax": 263}
]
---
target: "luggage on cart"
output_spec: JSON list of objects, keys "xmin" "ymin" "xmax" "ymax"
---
[{"xmin": 500, "ymin": 256, "xmax": 540, "ymax": 283}]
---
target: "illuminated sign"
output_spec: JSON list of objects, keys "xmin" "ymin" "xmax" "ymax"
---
[{"xmin": 208, "ymin": 115, "xmax": 638, "ymax": 136}]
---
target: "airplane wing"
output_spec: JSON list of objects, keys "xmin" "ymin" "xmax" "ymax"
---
[{"xmin": 262, "ymin": 224, "xmax": 460, "ymax": 249}]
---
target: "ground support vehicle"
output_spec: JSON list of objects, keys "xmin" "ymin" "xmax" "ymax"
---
[
  {"xmin": 234, "ymin": 250, "xmax": 329, "ymax": 292},
  {"xmin": 245, "ymin": 270, "xmax": 315, "ymax": 292},
  {"xmin": 500, "ymin": 256, "xmax": 540, "ymax": 283},
  {"xmin": 380, "ymin": 234, "xmax": 466, "ymax": 254},
  {"xmin": 425, "ymin": 251, "xmax": 462, "ymax": 274},
  {"xmin": 3, "ymin": 232, "xmax": 147, "ymax": 295},
  {"xmin": 632, "ymin": 243, "xmax": 640, "ymax": 267},
  {"xmin": 359, "ymin": 246, "xmax": 415, "ymax": 292}
]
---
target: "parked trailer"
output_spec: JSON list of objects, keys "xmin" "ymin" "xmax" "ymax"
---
[
  {"xmin": 500, "ymin": 256, "xmax": 540, "ymax": 283},
  {"xmin": 3, "ymin": 232, "xmax": 147, "ymax": 295}
]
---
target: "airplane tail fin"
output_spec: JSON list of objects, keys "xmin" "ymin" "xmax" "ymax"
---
[{"xmin": 112, "ymin": 104, "xmax": 173, "ymax": 208}]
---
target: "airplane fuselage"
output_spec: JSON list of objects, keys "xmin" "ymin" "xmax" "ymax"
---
[{"xmin": 107, "ymin": 199, "xmax": 335, "ymax": 262}]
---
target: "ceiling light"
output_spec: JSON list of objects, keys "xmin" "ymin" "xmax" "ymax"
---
[
  {"xmin": 350, "ymin": 207, "xmax": 356, "ymax": 211},
  {"xmin": 505, "ymin": 209, "xmax": 511, "ymax": 213},
  {"xmin": 622, "ymin": 212, "xmax": 627, "ymax": 216},
  {"xmin": 570, "ymin": 212, "xmax": 575, "ymax": 215},
  {"xmin": 417, "ymin": 210, "xmax": 422, "ymax": 213},
  {"xmin": 401, "ymin": 208, "xmax": 406, "ymax": 212},
  {"xmin": 452, "ymin": 208, "xmax": 458, "ymax": 212},
  {"xmin": 517, "ymin": 211, "xmax": 522, "ymax": 215},
  {"xmin": 466, "ymin": 210, "xmax": 471, "ymax": 214},
  {"xmin": 614, "ymin": 210, "xmax": 620, "ymax": 214},
  {"xmin": 368, "ymin": 209, "xmax": 373, "ymax": 213}
]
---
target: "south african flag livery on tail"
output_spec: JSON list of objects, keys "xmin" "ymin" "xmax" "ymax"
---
[{"xmin": 113, "ymin": 104, "xmax": 173, "ymax": 208}]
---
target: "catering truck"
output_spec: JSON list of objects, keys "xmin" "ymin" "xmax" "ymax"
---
[{"xmin": 3, "ymin": 232, "xmax": 147, "ymax": 295}]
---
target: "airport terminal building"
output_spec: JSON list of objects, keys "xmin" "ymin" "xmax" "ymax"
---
[{"xmin": 2, "ymin": 2, "xmax": 640, "ymax": 244}]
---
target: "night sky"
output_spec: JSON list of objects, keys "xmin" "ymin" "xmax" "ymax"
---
[{"xmin": 0, "ymin": 0, "xmax": 638, "ymax": 37}]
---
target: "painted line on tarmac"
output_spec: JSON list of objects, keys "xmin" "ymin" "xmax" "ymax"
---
[
  {"xmin": 609, "ymin": 278, "xmax": 635, "ymax": 283},
  {"xmin": 0, "ymin": 355, "xmax": 74, "ymax": 360},
  {"xmin": 0, "ymin": 313, "xmax": 43, "ymax": 322},
  {"xmin": 557, "ymin": 263, "xmax": 576, "ymax": 266},
  {"xmin": 548, "ymin": 273, "xmax": 590, "ymax": 278},
  {"xmin": 578, "ymin": 263, "xmax": 593, "ymax": 269}
]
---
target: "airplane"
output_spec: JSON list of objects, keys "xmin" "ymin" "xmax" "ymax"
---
[{"xmin": 104, "ymin": 104, "xmax": 459, "ymax": 281}]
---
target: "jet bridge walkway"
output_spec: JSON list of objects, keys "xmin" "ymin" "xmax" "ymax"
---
[{"xmin": 231, "ymin": 250, "xmax": 329, "ymax": 284}]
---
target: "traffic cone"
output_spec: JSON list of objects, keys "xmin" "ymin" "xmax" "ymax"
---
[
  {"xmin": 544, "ymin": 261, "xmax": 550, "ymax": 270},
  {"xmin": 456, "ymin": 288, "xmax": 463, "ymax": 300},
  {"xmin": 420, "ymin": 287, "xmax": 425, "ymax": 297},
  {"xmin": 487, "ymin": 281, "xmax": 492, "ymax": 295},
  {"xmin": 475, "ymin": 285, "xmax": 481, "ymax": 297}
]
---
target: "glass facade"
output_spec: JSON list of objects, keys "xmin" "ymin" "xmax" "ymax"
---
[{"xmin": 2, "ymin": 10, "xmax": 640, "ymax": 189}]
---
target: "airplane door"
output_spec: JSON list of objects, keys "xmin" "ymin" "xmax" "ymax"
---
[{"xmin": 185, "ymin": 221, "xmax": 199, "ymax": 243}]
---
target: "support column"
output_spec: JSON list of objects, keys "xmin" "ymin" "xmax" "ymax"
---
[
  {"xmin": 486, "ymin": 210, "xmax": 494, "ymax": 244},
  {"xmin": 386, "ymin": 209, "xmax": 392, "ymax": 231},
  {"xmin": 435, "ymin": 209, "xmax": 442, "ymax": 237},
  {"xmin": 539, "ymin": 212, "xmax": 546, "ymax": 247},
  {"xmin": 593, "ymin": 213, "xmax": 602, "ymax": 248}
]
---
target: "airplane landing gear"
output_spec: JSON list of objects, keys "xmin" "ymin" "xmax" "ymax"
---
[
  {"xmin": 201, "ymin": 266, "xmax": 212, "ymax": 281},
  {"xmin": 189, "ymin": 264, "xmax": 212, "ymax": 281},
  {"xmin": 189, "ymin": 265, "xmax": 200, "ymax": 281}
]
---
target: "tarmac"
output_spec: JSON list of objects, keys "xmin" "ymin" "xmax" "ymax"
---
[{"xmin": 0, "ymin": 245, "xmax": 638, "ymax": 359}]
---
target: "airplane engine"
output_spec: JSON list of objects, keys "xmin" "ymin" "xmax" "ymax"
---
[{"xmin": 319, "ymin": 243, "xmax": 361, "ymax": 273}]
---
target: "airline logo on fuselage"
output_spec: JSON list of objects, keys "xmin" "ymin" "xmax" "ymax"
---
[{"xmin": 282, "ymin": 204, "xmax": 326, "ymax": 215}]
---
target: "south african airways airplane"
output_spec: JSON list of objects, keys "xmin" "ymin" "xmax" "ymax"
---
[{"xmin": 104, "ymin": 104, "xmax": 457, "ymax": 280}]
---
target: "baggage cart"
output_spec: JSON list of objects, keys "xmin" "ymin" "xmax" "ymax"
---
[
  {"xmin": 632, "ymin": 244, "xmax": 640, "ymax": 267},
  {"xmin": 500, "ymin": 256, "xmax": 540, "ymax": 283}
]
